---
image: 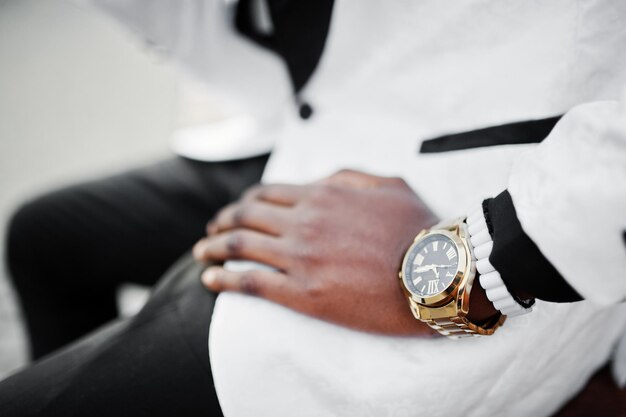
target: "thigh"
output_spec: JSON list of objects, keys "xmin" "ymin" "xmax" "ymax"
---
[
  {"xmin": 8, "ymin": 155, "xmax": 268, "ymax": 289},
  {"xmin": 0, "ymin": 255, "xmax": 223, "ymax": 417}
]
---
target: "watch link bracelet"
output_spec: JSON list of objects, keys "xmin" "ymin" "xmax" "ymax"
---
[{"xmin": 398, "ymin": 218, "xmax": 505, "ymax": 338}]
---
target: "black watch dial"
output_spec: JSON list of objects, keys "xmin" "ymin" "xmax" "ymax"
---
[{"xmin": 403, "ymin": 234, "xmax": 459, "ymax": 297}]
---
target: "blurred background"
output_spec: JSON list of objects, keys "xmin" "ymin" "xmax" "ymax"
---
[{"xmin": 0, "ymin": 0, "xmax": 221, "ymax": 378}]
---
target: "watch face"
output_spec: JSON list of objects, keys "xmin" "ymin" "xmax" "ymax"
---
[{"xmin": 403, "ymin": 233, "xmax": 459, "ymax": 297}]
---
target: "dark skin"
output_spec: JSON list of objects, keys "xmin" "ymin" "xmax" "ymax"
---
[
  {"xmin": 193, "ymin": 169, "xmax": 498, "ymax": 336},
  {"xmin": 194, "ymin": 172, "xmax": 625, "ymax": 413}
]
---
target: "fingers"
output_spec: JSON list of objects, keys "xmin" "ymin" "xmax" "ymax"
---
[
  {"xmin": 242, "ymin": 184, "xmax": 308, "ymax": 206},
  {"xmin": 193, "ymin": 230, "xmax": 289, "ymax": 269},
  {"xmin": 201, "ymin": 266, "xmax": 294, "ymax": 304},
  {"xmin": 208, "ymin": 201, "xmax": 291, "ymax": 236}
]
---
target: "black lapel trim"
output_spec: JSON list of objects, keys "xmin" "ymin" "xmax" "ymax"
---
[
  {"xmin": 419, "ymin": 115, "xmax": 563, "ymax": 153},
  {"xmin": 235, "ymin": 0, "xmax": 335, "ymax": 94}
]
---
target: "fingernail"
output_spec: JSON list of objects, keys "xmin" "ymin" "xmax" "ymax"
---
[
  {"xmin": 202, "ymin": 268, "xmax": 218, "ymax": 286},
  {"xmin": 192, "ymin": 241, "xmax": 205, "ymax": 259}
]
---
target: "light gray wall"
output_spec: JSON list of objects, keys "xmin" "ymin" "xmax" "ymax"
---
[{"xmin": 0, "ymin": 0, "xmax": 177, "ymax": 378}]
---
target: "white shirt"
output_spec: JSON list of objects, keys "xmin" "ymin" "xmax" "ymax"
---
[{"xmin": 89, "ymin": 1, "xmax": 626, "ymax": 416}]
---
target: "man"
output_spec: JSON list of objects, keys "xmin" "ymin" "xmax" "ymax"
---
[{"xmin": 2, "ymin": 1, "xmax": 625, "ymax": 416}]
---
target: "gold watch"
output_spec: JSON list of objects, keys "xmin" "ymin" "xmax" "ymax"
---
[{"xmin": 398, "ymin": 218, "xmax": 505, "ymax": 338}]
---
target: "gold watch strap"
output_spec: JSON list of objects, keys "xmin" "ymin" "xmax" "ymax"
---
[
  {"xmin": 424, "ymin": 313, "xmax": 505, "ymax": 338},
  {"xmin": 424, "ymin": 317, "xmax": 478, "ymax": 338}
]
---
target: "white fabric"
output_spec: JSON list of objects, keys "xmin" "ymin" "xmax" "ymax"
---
[
  {"xmin": 87, "ymin": 0, "xmax": 289, "ymax": 161},
  {"xmin": 467, "ymin": 207, "xmax": 531, "ymax": 317},
  {"xmin": 88, "ymin": 0, "xmax": 626, "ymax": 415},
  {"xmin": 476, "ymin": 258, "xmax": 496, "ymax": 275},
  {"xmin": 614, "ymin": 331, "xmax": 626, "ymax": 387},
  {"xmin": 170, "ymin": 115, "xmax": 277, "ymax": 162},
  {"xmin": 470, "ymin": 229, "xmax": 492, "ymax": 248},
  {"xmin": 508, "ymin": 99, "xmax": 626, "ymax": 306},
  {"xmin": 473, "ymin": 241, "xmax": 493, "ymax": 260},
  {"xmin": 467, "ymin": 208, "xmax": 488, "ymax": 237}
]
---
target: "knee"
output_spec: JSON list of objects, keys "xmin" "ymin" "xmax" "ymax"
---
[{"xmin": 6, "ymin": 197, "xmax": 56, "ymax": 286}]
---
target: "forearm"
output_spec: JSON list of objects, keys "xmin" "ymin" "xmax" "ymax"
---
[
  {"xmin": 503, "ymin": 98, "xmax": 626, "ymax": 306},
  {"xmin": 482, "ymin": 191, "xmax": 582, "ymax": 303},
  {"xmin": 465, "ymin": 97, "xmax": 626, "ymax": 308}
]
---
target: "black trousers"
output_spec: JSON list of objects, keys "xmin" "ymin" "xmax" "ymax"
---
[
  {"xmin": 2, "ymin": 155, "xmax": 268, "ymax": 415},
  {"xmin": 6, "ymin": 155, "xmax": 267, "ymax": 358},
  {"xmin": 0, "ymin": 254, "xmax": 224, "ymax": 416}
]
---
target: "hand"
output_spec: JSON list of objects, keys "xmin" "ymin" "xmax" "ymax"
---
[{"xmin": 193, "ymin": 170, "xmax": 439, "ymax": 336}]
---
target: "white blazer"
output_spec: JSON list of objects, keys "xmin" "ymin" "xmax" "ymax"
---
[{"xmin": 88, "ymin": 1, "xmax": 626, "ymax": 416}]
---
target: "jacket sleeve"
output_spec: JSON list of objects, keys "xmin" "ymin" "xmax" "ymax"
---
[
  {"xmin": 486, "ymin": 91, "xmax": 626, "ymax": 306},
  {"xmin": 82, "ymin": 0, "xmax": 290, "ymax": 117},
  {"xmin": 84, "ymin": 0, "xmax": 220, "ymax": 55}
]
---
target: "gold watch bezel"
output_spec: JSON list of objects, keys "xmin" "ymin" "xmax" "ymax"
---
[
  {"xmin": 399, "ymin": 227, "xmax": 472, "ymax": 313},
  {"xmin": 399, "ymin": 221, "xmax": 505, "ymax": 336}
]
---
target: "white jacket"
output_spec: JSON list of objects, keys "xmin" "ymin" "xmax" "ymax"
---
[{"xmin": 87, "ymin": 1, "xmax": 626, "ymax": 416}]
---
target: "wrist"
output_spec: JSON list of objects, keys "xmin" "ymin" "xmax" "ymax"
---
[{"xmin": 398, "ymin": 217, "xmax": 506, "ymax": 338}]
